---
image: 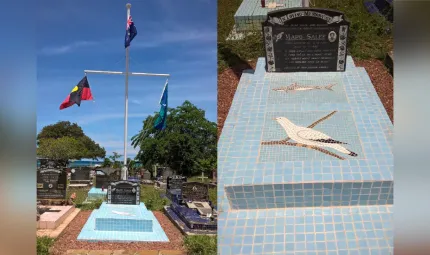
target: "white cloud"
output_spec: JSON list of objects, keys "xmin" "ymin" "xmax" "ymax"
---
[{"xmin": 39, "ymin": 41, "xmax": 99, "ymax": 56}]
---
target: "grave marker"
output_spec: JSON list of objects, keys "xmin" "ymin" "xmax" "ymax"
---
[
  {"xmin": 107, "ymin": 180, "xmax": 140, "ymax": 205},
  {"xmin": 95, "ymin": 169, "xmax": 110, "ymax": 189},
  {"xmin": 37, "ymin": 168, "xmax": 68, "ymax": 200},
  {"xmin": 167, "ymin": 175, "xmax": 187, "ymax": 190},
  {"xmin": 182, "ymin": 182, "xmax": 209, "ymax": 202},
  {"xmin": 70, "ymin": 167, "xmax": 91, "ymax": 181},
  {"xmin": 262, "ymin": 8, "xmax": 350, "ymax": 72}
]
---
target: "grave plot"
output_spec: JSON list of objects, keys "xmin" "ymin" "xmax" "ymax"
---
[
  {"xmin": 217, "ymin": 57, "xmax": 393, "ymax": 254},
  {"xmin": 164, "ymin": 181, "xmax": 217, "ymax": 236}
]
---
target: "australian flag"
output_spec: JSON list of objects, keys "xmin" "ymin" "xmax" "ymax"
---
[
  {"xmin": 154, "ymin": 81, "xmax": 168, "ymax": 130},
  {"xmin": 125, "ymin": 16, "xmax": 137, "ymax": 48}
]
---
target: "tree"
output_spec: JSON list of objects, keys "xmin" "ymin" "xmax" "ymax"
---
[
  {"xmin": 131, "ymin": 101, "xmax": 217, "ymax": 177},
  {"xmin": 37, "ymin": 121, "xmax": 106, "ymax": 163},
  {"xmin": 109, "ymin": 152, "xmax": 122, "ymax": 168},
  {"xmin": 101, "ymin": 158, "xmax": 111, "ymax": 167},
  {"xmin": 37, "ymin": 121, "xmax": 106, "ymax": 160}
]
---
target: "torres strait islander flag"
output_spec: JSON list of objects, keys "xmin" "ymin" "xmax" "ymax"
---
[
  {"xmin": 59, "ymin": 76, "xmax": 93, "ymax": 110},
  {"xmin": 125, "ymin": 16, "xmax": 137, "ymax": 48}
]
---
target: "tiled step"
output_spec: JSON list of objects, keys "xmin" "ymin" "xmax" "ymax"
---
[{"xmin": 218, "ymin": 205, "xmax": 393, "ymax": 254}]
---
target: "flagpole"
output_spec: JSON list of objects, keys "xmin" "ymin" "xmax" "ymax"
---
[{"xmin": 122, "ymin": 3, "xmax": 131, "ymax": 181}]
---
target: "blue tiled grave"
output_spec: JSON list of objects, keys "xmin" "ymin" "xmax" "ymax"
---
[
  {"xmin": 77, "ymin": 180, "xmax": 168, "ymax": 242},
  {"xmin": 218, "ymin": 56, "xmax": 393, "ymax": 254},
  {"xmin": 87, "ymin": 187, "xmax": 107, "ymax": 200},
  {"xmin": 164, "ymin": 181, "xmax": 217, "ymax": 235},
  {"xmin": 77, "ymin": 202, "xmax": 168, "ymax": 242},
  {"xmin": 234, "ymin": 0, "xmax": 303, "ymax": 32}
]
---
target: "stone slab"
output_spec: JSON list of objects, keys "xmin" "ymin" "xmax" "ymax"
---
[
  {"xmin": 37, "ymin": 208, "xmax": 80, "ymax": 238},
  {"xmin": 37, "ymin": 205, "xmax": 75, "ymax": 229}
]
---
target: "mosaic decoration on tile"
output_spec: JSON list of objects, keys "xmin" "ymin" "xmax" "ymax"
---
[
  {"xmin": 259, "ymin": 111, "xmax": 364, "ymax": 162},
  {"xmin": 217, "ymin": 56, "xmax": 393, "ymax": 254},
  {"xmin": 268, "ymin": 74, "xmax": 348, "ymax": 105}
]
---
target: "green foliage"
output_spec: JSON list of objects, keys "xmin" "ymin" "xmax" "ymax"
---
[
  {"xmin": 77, "ymin": 199, "xmax": 103, "ymax": 211},
  {"xmin": 37, "ymin": 121, "xmax": 106, "ymax": 160},
  {"xmin": 184, "ymin": 235, "xmax": 217, "ymax": 255},
  {"xmin": 37, "ymin": 137, "xmax": 82, "ymax": 163},
  {"xmin": 217, "ymin": 0, "xmax": 392, "ymax": 72},
  {"xmin": 140, "ymin": 185, "xmax": 170, "ymax": 211},
  {"xmin": 311, "ymin": 0, "xmax": 392, "ymax": 59},
  {"xmin": 132, "ymin": 101, "xmax": 217, "ymax": 177},
  {"xmin": 101, "ymin": 157, "xmax": 112, "ymax": 167},
  {"xmin": 109, "ymin": 152, "xmax": 122, "ymax": 168},
  {"xmin": 37, "ymin": 236, "xmax": 55, "ymax": 255},
  {"xmin": 209, "ymin": 188, "xmax": 217, "ymax": 207}
]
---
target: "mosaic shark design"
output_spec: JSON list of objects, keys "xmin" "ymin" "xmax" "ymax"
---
[
  {"xmin": 112, "ymin": 210, "xmax": 136, "ymax": 217},
  {"xmin": 274, "ymin": 116, "xmax": 357, "ymax": 157},
  {"xmin": 272, "ymin": 83, "xmax": 336, "ymax": 92}
]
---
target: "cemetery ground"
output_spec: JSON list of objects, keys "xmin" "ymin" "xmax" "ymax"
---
[
  {"xmin": 37, "ymin": 180, "xmax": 217, "ymax": 255},
  {"xmin": 217, "ymin": 0, "xmax": 393, "ymax": 136}
]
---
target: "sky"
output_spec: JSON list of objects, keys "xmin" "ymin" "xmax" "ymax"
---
[{"xmin": 37, "ymin": 0, "xmax": 217, "ymax": 160}]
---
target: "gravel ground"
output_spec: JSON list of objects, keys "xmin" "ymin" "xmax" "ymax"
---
[
  {"xmin": 217, "ymin": 58, "xmax": 393, "ymax": 136},
  {"xmin": 50, "ymin": 211, "xmax": 185, "ymax": 255}
]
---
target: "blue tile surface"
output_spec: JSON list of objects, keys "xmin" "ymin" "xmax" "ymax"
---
[
  {"xmin": 218, "ymin": 205, "xmax": 393, "ymax": 254},
  {"xmin": 218, "ymin": 56, "xmax": 393, "ymax": 254},
  {"xmin": 77, "ymin": 202, "xmax": 168, "ymax": 242},
  {"xmin": 87, "ymin": 187, "xmax": 107, "ymax": 200}
]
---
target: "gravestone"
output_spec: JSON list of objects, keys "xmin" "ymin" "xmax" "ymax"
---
[
  {"xmin": 262, "ymin": 8, "xmax": 350, "ymax": 72},
  {"xmin": 182, "ymin": 182, "xmax": 209, "ymax": 202},
  {"xmin": 70, "ymin": 167, "xmax": 91, "ymax": 181},
  {"xmin": 167, "ymin": 175, "xmax": 187, "ymax": 190},
  {"xmin": 37, "ymin": 168, "xmax": 68, "ymax": 200},
  {"xmin": 95, "ymin": 169, "xmax": 110, "ymax": 189},
  {"xmin": 141, "ymin": 169, "xmax": 151, "ymax": 180},
  {"xmin": 107, "ymin": 180, "xmax": 140, "ymax": 205},
  {"xmin": 108, "ymin": 169, "xmax": 121, "ymax": 182}
]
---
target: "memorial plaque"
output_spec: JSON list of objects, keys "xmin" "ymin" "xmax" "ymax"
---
[
  {"xmin": 167, "ymin": 175, "xmax": 187, "ymax": 190},
  {"xmin": 37, "ymin": 169, "xmax": 67, "ymax": 200},
  {"xmin": 71, "ymin": 167, "xmax": 91, "ymax": 181},
  {"xmin": 262, "ymin": 8, "xmax": 350, "ymax": 72},
  {"xmin": 182, "ymin": 182, "xmax": 209, "ymax": 202},
  {"xmin": 107, "ymin": 180, "xmax": 140, "ymax": 205},
  {"xmin": 95, "ymin": 169, "xmax": 110, "ymax": 188}
]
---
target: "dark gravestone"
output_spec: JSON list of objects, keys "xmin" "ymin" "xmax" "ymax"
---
[
  {"xmin": 167, "ymin": 175, "xmax": 187, "ymax": 190},
  {"xmin": 71, "ymin": 167, "xmax": 91, "ymax": 181},
  {"xmin": 182, "ymin": 182, "xmax": 209, "ymax": 202},
  {"xmin": 262, "ymin": 8, "xmax": 350, "ymax": 72},
  {"xmin": 107, "ymin": 181, "xmax": 140, "ymax": 205},
  {"xmin": 37, "ymin": 169, "xmax": 67, "ymax": 200},
  {"xmin": 95, "ymin": 169, "xmax": 110, "ymax": 189}
]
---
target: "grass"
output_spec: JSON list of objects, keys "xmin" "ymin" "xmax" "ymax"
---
[
  {"xmin": 37, "ymin": 236, "xmax": 55, "ymax": 255},
  {"xmin": 218, "ymin": 0, "xmax": 392, "ymax": 72},
  {"xmin": 184, "ymin": 235, "xmax": 217, "ymax": 255},
  {"xmin": 140, "ymin": 184, "xmax": 171, "ymax": 211}
]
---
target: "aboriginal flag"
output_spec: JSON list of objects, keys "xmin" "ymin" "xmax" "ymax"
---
[{"xmin": 59, "ymin": 76, "xmax": 93, "ymax": 110}]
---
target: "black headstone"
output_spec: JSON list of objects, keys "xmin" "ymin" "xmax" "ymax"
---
[
  {"xmin": 262, "ymin": 8, "xmax": 350, "ymax": 72},
  {"xmin": 167, "ymin": 175, "xmax": 187, "ymax": 190},
  {"xmin": 95, "ymin": 169, "xmax": 110, "ymax": 188},
  {"xmin": 181, "ymin": 182, "xmax": 209, "ymax": 202},
  {"xmin": 71, "ymin": 167, "xmax": 91, "ymax": 181},
  {"xmin": 107, "ymin": 180, "xmax": 140, "ymax": 205},
  {"xmin": 37, "ymin": 169, "xmax": 67, "ymax": 200}
]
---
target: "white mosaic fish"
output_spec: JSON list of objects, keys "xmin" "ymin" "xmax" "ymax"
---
[
  {"xmin": 275, "ymin": 116, "xmax": 358, "ymax": 157},
  {"xmin": 272, "ymin": 83, "xmax": 335, "ymax": 92}
]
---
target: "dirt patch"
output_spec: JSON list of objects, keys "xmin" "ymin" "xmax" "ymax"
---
[{"xmin": 50, "ymin": 211, "xmax": 185, "ymax": 255}]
